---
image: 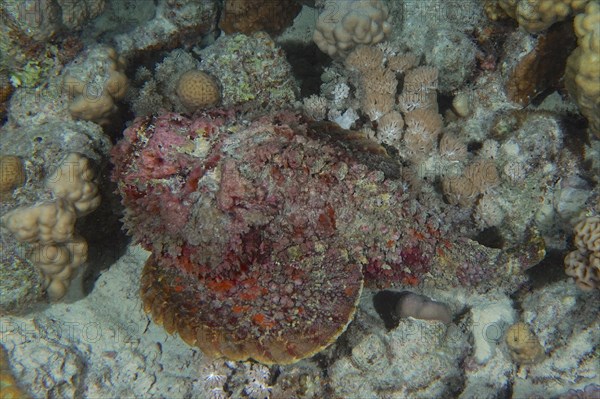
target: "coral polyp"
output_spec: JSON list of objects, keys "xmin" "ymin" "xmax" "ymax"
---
[{"xmin": 112, "ymin": 110, "xmax": 543, "ymax": 364}]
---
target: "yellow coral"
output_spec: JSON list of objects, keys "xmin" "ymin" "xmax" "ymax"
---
[
  {"xmin": 0, "ymin": 344, "xmax": 29, "ymax": 399},
  {"xmin": 313, "ymin": 0, "xmax": 392, "ymax": 58},
  {"xmin": 505, "ymin": 322, "xmax": 545, "ymax": 364},
  {"xmin": 488, "ymin": 0, "xmax": 599, "ymax": 137},
  {"xmin": 565, "ymin": 1, "xmax": 600, "ymax": 138},
  {"xmin": 496, "ymin": 0, "xmax": 591, "ymax": 32},
  {"xmin": 1, "ymin": 153, "xmax": 100, "ymax": 300},
  {"xmin": 176, "ymin": 70, "xmax": 221, "ymax": 111},
  {"xmin": 1, "ymin": 199, "xmax": 78, "ymax": 244},
  {"xmin": 30, "ymin": 236, "xmax": 88, "ymax": 300},
  {"xmin": 46, "ymin": 153, "xmax": 100, "ymax": 216},
  {"xmin": 63, "ymin": 47, "xmax": 129, "ymax": 125}
]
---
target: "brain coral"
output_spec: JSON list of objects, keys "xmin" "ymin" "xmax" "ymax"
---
[
  {"xmin": 111, "ymin": 111, "xmax": 546, "ymax": 364},
  {"xmin": 176, "ymin": 70, "xmax": 221, "ymax": 111}
]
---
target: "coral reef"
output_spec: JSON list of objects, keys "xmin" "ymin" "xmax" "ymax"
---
[
  {"xmin": 1, "ymin": 0, "xmax": 105, "ymax": 42},
  {"xmin": 219, "ymin": 0, "xmax": 302, "ymax": 35},
  {"xmin": 512, "ymin": 280, "xmax": 599, "ymax": 397},
  {"xmin": 313, "ymin": 0, "xmax": 392, "ymax": 58},
  {"xmin": 329, "ymin": 290, "xmax": 469, "ymax": 398},
  {"xmin": 108, "ymin": 0, "xmax": 219, "ymax": 55},
  {"xmin": 0, "ymin": 0, "xmax": 598, "ymax": 396},
  {"xmin": 386, "ymin": 0, "xmax": 481, "ymax": 93},
  {"xmin": 486, "ymin": 0, "xmax": 599, "ymax": 137},
  {"xmin": 131, "ymin": 35, "xmax": 300, "ymax": 118}
]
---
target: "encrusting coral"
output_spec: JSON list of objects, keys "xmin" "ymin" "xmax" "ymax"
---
[
  {"xmin": 1, "ymin": 153, "xmax": 100, "ymax": 299},
  {"xmin": 198, "ymin": 33, "xmax": 298, "ymax": 114},
  {"xmin": 111, "ymin": 110, "xmax": 546, "ymax": 365},
  {"xmin": 564, "ymin": 215, "xmax": 600, "ymax": 290}
]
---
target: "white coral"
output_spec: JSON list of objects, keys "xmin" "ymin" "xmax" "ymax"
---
[
  {"xmin": 332, "ymin": 82, "xmax": 350, "ymax": 106},
  {"xmin": 303, "ymin": 95, "xmax": 328, "ymax": 120},
  {"xmin": 377, "ymin": 111, "xmax": 404, "ymax": 146},
  {"xmin": 333, "ymin": 108, "xmax": 359, "ymax": 129}
]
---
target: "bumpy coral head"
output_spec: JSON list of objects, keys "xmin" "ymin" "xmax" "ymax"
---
[{"xmin": 176, "ymin": 70, "xmax": 221, "ymax": 111}]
